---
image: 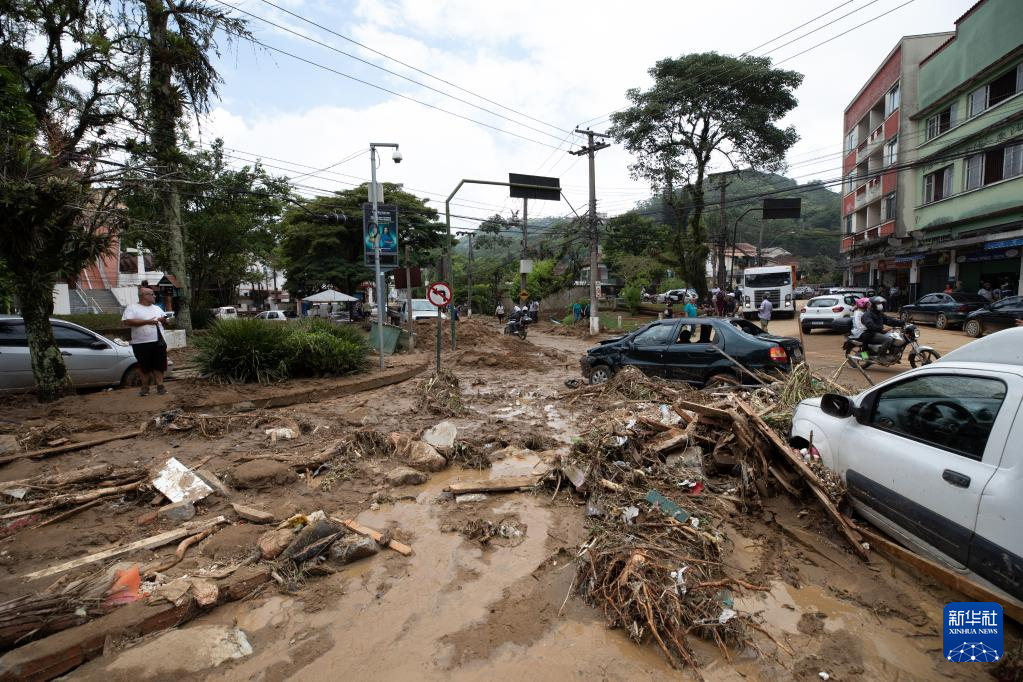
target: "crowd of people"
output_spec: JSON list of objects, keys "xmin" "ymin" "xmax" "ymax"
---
[{"xmin": 944, "ymin": 277, "xmax": 1016, "ymax": 301}]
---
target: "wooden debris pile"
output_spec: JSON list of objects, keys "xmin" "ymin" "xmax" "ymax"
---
[
  {"xmin": 416, "ymin": 370, "xmax": 465, "ymax": 416},
  {"xmin": 0, "ymin": 464, "xmax": 148, "ymax": 526},
  {"xmin": 562, "ymin": 365, "xmax": 688, "ymax": 406}
]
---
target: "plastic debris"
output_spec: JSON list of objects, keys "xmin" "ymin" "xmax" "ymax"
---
[
  {"xmin": 152, "ymin": 457, "xmax": 214, "ymax": 504},
  {"xmin": 718, "ymin": 608, "xmax": 737, "ymax": 624},
  {"xmin": 622, "ymin": 505, "xmax": 640, "ymax": 524}
]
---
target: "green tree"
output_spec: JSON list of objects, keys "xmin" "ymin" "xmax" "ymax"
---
[
  {"xmin": 122, "ymin": 139, "xmax": 291, "ymax": 323},
  {"xmin": 0, "ymin": 4, "xmax": 128, "ymax": 400},
  {"xmin": 279, "ymin": 184, "xmax": 445, "ymax": 298},
  {"xmin": 610, "ymin": 53, "xmax": 802, "ymax": 298},
  {"xmin": 622, "ymin": 284, "xmax": 641, "ymax": 314}
]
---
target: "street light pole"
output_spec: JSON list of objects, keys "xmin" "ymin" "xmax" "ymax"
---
[
  {"xmin": 730, "ymin": 207, "xmax": 760, "ymax": 288},
  {"xmin": 369, "ymin": 142, "xmax": 400, "ymax": 369}
]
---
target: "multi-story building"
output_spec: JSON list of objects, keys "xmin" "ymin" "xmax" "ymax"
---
[
  {"xmin": 840, "ymin": 33, "xmax": 953, "ymax": 293},
  {"xmin": 907, "ymin": 0, "xmax": 1023, "ymax": 295}
]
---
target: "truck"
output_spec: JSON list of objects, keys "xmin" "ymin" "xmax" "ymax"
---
[
  {"xmin": 740, "ymin": 265, "xmax": 796, "ymax": 319},
  {"xmin": 789, "ymin": 327, "xmax": 1023, "ymax": 603},
  {"xmin": 388, "ymin": 298, "xmax": 443, "ymax": 325}
]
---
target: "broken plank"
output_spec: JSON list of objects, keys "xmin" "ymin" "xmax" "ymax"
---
[
  {"xmin": 646, "ymin": 429, "xmax": 688, "ymax": 454},
  {"xmin": 634, "ymin": 416, "xmax": 671, "ymax": 432},
  {"xmin": 0, "ymin": 429, "xmax": 143, "ymax": 466},
  {"xmin": 675, "ymin": 400, "xmax": 731, "ymax": 422},
  {"xmin": 22, "ymin": 516, "xmax": 227, "ymax": 581},
  {"xmin": 332, "ymin": 517, "xmax": 412, "ymax": 556},
  {"xmin": 443, "ymin": 475, "xmax": 541, "ymax": 495},
  {"xmin": 231, "ymin": 503, "xmax": 274, "ymax": 523},
  {"xmin": 732, "ymin": 398, "xmax": 868, "ymax": 561}
]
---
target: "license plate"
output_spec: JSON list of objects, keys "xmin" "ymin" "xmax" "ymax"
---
[{"xmin": 811, "ymin": 320, "xmax": 827, "ymax": 326}]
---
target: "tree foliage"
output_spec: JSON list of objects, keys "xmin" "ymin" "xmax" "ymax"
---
[
  {"xmin": 610, "ymin": 53, "xmax": 802, "ymax": 297},
  {"xmin": 279, "ymin": 184, "xmax": 445, "ymax": 298}
]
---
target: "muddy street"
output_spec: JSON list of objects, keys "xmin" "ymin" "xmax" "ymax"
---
[{"xmin": 0, "ymin": 318, "xmax": 1014, "ymax": 681}]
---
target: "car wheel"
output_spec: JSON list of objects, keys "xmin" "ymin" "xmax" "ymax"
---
[
  {"xmin": 704, "ymin": 373, "xmax": 740, "ymax": 389},
  {"xmin": 963, "ymin": 320, "xmax": 982, "ymax": 338},
  {"xmin": 120, "ymin": 365, "xmax": 142, "ymax": 388},
  {"xmin": 909, "ymin": 349, "xmax": 940, "ymax": 368},
  {"xmin": 801, "ymin": 324, "xmax": 812, "ymax": 335},
  {"xmin": 900, "ymin": 311, "xmax": 910, "ymax": 323},
  {"xmin": 588, "ymin": 365, "xmax": 613, "ymax": 385},
  {"xmin": 935, "ymin": 313, "xmax": 949, "ymax": 330}
]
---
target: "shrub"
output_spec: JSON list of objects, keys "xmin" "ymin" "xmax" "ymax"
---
[
  {"xmin": 622, "ymin": 284, "xmax": 642, "ymax": 314},
  {"xmin": 297, "ymin": 318, "xmax": 369, "ymax": 348},
  {"xmin": 193, "ymin": 318, "xmax": 294, "ymax": 384},
  {"xmin": 284, "ymin": 330, "xmax": 367, "ymax": 376},
  {"xmin": 54, "ymin": 313, "xmax": 127, "ymax": 331}
]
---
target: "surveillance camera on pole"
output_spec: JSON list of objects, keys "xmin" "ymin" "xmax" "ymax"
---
[{"xmin": 391, "ymin": 149, "xmax": 403, "ymax": 164}]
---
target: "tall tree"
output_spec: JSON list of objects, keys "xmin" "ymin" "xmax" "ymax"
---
[
  {"xmin": 124, "ymin": 0, "xmax": 248, "ymax": 331},
  {"xmin": 610, "ymin": 53, "xmax": 802, "ymax": 297},
  {"xmin": 279, "ymin": 184, "xmax": 445, "ymax": 298},
  {"xmin": 0, "ymin": 2, "xmax": 128, "ymax": 400}
]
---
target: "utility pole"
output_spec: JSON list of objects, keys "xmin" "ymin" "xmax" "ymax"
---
[
  {"xmin": 404, "ymin": 243, "xmax": 414, "ymax": 348},
  {"xmin": 520, "ymin": 198, "xmax": 528, "ymax": 299},
  {"xmin": 456, "ymin": 231, "xmax": 475, "ymax": 317},
  {"xmin": 717, "ymin": 178, "xmax": 729, "ymax": 289},
  {"xmin": 570, "ymin": 129, "xmax": 610, "ymax": 336}
]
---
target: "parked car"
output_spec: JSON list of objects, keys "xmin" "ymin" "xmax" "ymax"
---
[
  {"xmin": 899, "ymin": 292, "xmax": 988, "ymax": 330},
  {"xmin": 963, "ymin": 296, "xmax": 1023, "ymax": 337},
  {"xmin": 579, "ymin": 316, "xmax": 800, "ymax": 387},
  {"xmin": 0, "ymin": 316, "xmax": 173, "ymax": 393},
  {"xmin": 656, "ymin": 288, "xmax": 697, "ymax": 304},
  {"xmin": 727, "ymin": 317, "xmax": 805, "ymax": 363},
  {"xmin": 826, "ymin": 287, "xmax": 876, "ymax": 298},
  {"xmin": 789, "ymin": 328, "xmax": 1023, "ymax": 601},
  {"xmin": 794, "ymin": 285, "xmax": 816, "ymax": 299},
  {"xmin": 389, "ymin": 299, "xmax": 443, "ymax": 324},
  {"xmin": 211, "ymin": 306, "xmax": 238, "ymax": 320},
  {"xmin": 799, "ymin": 294, "xmax": 857, "ymax": 334},
  {"xmin": 255, "ymin": 310, "xmax": 288, "ymax": 322}
]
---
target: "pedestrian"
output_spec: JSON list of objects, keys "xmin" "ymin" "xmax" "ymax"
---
[
  {"xmin": 451, "ymin": 302, "xmax": 460, "ymax": 321},
  {"xmin": 121, "ymin": 287, "xmax": 169, "ymax": 396},
  {"xmin": 888, "ymin": 285, "xmax": 900, "ymax": 309},
  {"xmin": 583, "ymin": 303, "xmax": 590, "ymax": 318},
  {"xmin": 529, "ymin": 299, "xmax": 539, "ymax": 322},
  {"xmin": 714, "ymin": 289, "xmax": 725, "ymax": 316},
  {"xmin": 944, "ymin": 281, "xmax": 954, "ymax": 294},
  {"xmin": 725, "ymin": 290, "xmax": 737, "ymax": 316},
  {"xmin": 758, "ymin": 295, "xmax": 773, "ymax": 331},
  {"xmin": 978, "ymin": 282, "xmax": 994, "ymax": 302},
  {"xmin": 572, "ymin": 301, "xmax": 582, "ymax": 323},
  {"xmin": 684, "ymin": 296, "xmax": 698, "ymax": 318},
  {"xmin": 496, "ymin": 302, "xmax": 505, "ymax": 324},
  {"xmin": 664, "ymin": 301, "xmax": 674, "ymax": 318}
]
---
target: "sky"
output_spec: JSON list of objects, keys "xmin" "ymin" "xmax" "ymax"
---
[{"xmin": 197, "ymin": 0, "xmax": 974, "ymax": 232}]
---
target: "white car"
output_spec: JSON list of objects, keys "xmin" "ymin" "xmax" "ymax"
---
[
  {"xmin": 790, "ymin": 328, "xmax": 1023, "ymax": 603},
  {"xmin": 255, "ymin": 310, "xmax": 288, "ymax": 322},
  {"xmin": 212, "ymin": 307, "xmax": 238, "ymax": 320},
  {"xmin": 799, "ymin": 294, "xmax": 858, "ymax": 334}
]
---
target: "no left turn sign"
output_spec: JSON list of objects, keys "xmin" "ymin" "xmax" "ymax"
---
[{"xmin": 427, "ymin": 281, "xmax": 452, "ymax": 307}]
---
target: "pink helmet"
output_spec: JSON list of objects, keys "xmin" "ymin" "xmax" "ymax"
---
[{"xmin": 855, "ymin": 297, "xmax": 871, "ymax": 309}]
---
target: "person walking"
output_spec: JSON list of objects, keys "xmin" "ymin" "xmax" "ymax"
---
[
  {"xmin": 529, "ymin": 299, "xmax": 539, "ymax": 322},
  {"xmin": 758, "ymin": 295, "xmax": 773, "ymax": 331},
  {"xmin": 496, "ymin": 303, "xmax": 505, "ymax": 324},
  {"xmin": 121, "ymin": 287, "xmax": 169, "ymax": 396},
  {"xmin": 978, "ymin": 282, "xmax": 994, "ymax": 302},
  {"xmin": 664, "ymin": 301, "xmax": 674, "ymax": 319},
  {"xmin": 572, "ymin": 301, "xmax": 582, "ymax": 323},
  {"xmin": 684, "ymin": 296, "xmax": 698, "ymax": 318},
  {"xmin": 714, "ymin": 289, "xmax": 725, "ymax": 316}
]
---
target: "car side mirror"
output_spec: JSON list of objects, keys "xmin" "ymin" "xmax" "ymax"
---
[
  {"xmin": 820, "ymin": 393, "xmax": 853, "ymax": 418},
  {"xmin": 90, "ymin": 340, "xmax": 108, "ymax": 350}
]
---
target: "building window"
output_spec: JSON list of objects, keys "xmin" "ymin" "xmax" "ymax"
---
[
  {"xmin": 882, "ymin": 193, "xmax": 896, "ymax": 221},
  {"xmin": 885, "ymin": 82, "xmax": 900, "ymax": 117},
  {"xmin": 846, "ymin": 129, "xmax": 857, "ymax": 152},
  {"xmin": 845, "ymin": 170, "xmax": 856, "ymax": 194},
  {"xmin": 925, "ymin": 105, "xmax": 956, "ymax": 140},
  {"xmin": 969, "ymin": 64, "xmax": 1023, "ymax": 117},
  {"xmin": 964, "ymin": 140, "xmax": 1023, "ymax": 191},
  {"xmin": 845, "ymin": 215, "xmax": 853, "ymax": 234},
  {"xmin": 924, "ymin": 166, "xmax": 953, "ymax": 203},
  {"xmin": 883, "ymin": 137, "xmax": 898, "ymax": 166}
]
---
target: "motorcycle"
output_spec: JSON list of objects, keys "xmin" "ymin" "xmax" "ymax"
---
[
  {"xmin": 842, "ymin": 323, "xmax": 940, "ymax": 369},
  {"xmin": 503, "ymin": 315, "xmax": 530, "ymax": 340}
]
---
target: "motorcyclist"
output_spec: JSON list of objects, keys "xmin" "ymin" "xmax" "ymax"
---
[
  {"xmin": 849, "ymin": 297, "xmax": 872, "ymax": 358},
  {"xmin": 861, "ymin": 295, "xmax": 902, "ymax": 355}
]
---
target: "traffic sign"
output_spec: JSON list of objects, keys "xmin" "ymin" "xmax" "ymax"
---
[{"xmin": 427, "ymin": 282, "xmax": 452, "ymax": 308}]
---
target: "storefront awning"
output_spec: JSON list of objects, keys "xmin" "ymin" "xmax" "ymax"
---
[{"xmin": 985, "ymin": 237, "xmax": 1023, "ymax": 250}]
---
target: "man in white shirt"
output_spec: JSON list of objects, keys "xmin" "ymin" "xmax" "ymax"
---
[
  {"xmin": 758, "ymin": 296, "xmax": 773, "ymax": 331},
  {"xmin": 121, "ymin": 288, "xmax": 169, "ymax": 396}
]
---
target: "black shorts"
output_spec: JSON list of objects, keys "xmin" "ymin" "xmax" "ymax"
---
[{"xmin": 132, "ymin": 340, "xmax": 167, "ymax": 372}]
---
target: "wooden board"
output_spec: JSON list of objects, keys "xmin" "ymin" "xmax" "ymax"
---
[
  {"xmin": 333, "ymin": 518, "xmax": 412, "ymax": 556},
  {"xmin": 443, "ymin": 475, "xmax": 541, "ymax": 495},
  {"xmin": 22, "ymin": 516, "xmax": 227, "ymax": 581},
  {"xmin": 0, "ymin": 429, "xmax": 143, "ymax": 466},
  {"xmin": 675, "ymin": 401, "xmax": 731, "ymax": 422},
  {"xmin": 857, "ymin": 525, "xmax": 1023, "ymax": 625},
  {"xmin": 646, "ymin": 429, "xmax": 688, "ymax": 454}
]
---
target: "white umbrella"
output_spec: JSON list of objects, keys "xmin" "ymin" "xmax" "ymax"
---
[{"xmin": 303, "ymin": 289, "xmax": 358, "ymax": 303}]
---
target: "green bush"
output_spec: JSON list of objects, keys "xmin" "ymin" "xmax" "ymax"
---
[
  {"xmin": 622, "ymin": 284, "xmax": 642, "ymax": 314},
  {"xmin": 54, "ymin": 313, "xmax": 127, "ymax": 330},
  {"xmin": 194, "ymin": 318, "xmax": 369, "ymax": 383},
  {"xmin": 194, "ymin": 318, "xmax": 294, "ymax": 384}
]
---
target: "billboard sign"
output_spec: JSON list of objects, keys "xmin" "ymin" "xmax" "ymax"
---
[
  {"xmin": 762, "ymin": 198, "xmax": 802, "ymax": 220},
  {"xmin": 509, "ymin": 173, "xmax": 561, "ymax": 202},
  {"xmin": 363, "ymin": 203, "xmax": 399, "ymax": 269}
]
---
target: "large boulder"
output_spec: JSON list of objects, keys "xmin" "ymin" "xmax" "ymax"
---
[
  {"xmin": 386, "ymin": 466, "xmax": 429, "ymax": 487},
  {"xmin": 421, "ymin": 421, "xmax": 457, "ymax": 452},
  {"xmin": 408, "ymin": 441, "xmax": 447, "ymax": 472},
  {"xmin": 230, "ymin": 460, "xmax": 298, "ymax": 489}
]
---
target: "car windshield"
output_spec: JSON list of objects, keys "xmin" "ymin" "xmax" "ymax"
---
[
  {"xmin": 950, "ymin": 294, "xmax": 987, "ymax": 303},
  {"xmin": 633, "ymin": 323, "xmax": 676, "ymax": 347},
  {"xmin": 411, "ymin": 301, "xmax": 434, "ymax": 311},
  {"xmin": 744, "ymin": 272, "xmax": 791, "ymax": 287}
]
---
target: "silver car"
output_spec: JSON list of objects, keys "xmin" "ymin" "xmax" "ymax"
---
[{"xmin": 0, "ymin": 316, "xmax": 171, "ymax": 393}]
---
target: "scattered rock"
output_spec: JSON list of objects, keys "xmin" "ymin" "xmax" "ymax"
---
[
  {"xmin": 231, "ymin": 503, "xmax": 275, "ymax": 523},
  {"xmin": 455, "ymin": 493, "xmax": 488, "ymax": 503},
  {"xmin": 257, "ymin": 528, "xmax": 297, "ymax": 560},
  {"xmin": 231, "ymin": 460, "xmax": 298, "ymax": 489},
  {"xmin": 666, "ymin": 446, "xmax": 704, "ymax": 469},
  {"xmin": 421, "ymin": 421, "xmax": 457, "ymax": 451},
  {"xmin": 407, "ymin": 441, "xmax": 447, "ymax": 472},
  {"xmin": 195, "ymin": 469, "xmax": 231, "ymax": 497},
  {"xmin": 137, "ymin": 511, "xmax": 159, "ymax": 526},
  {"xmin": 102, "ymin": 625, "xmax": 252, "ymax": 675},
  {"xmin": 329, "ymin": 536, "xmax": 379, "ymax": 564},
  {"xmin": 265, "ymin": 427, "xmax": 296, "ymax": 443},
  {"xmin": 486, "ymin": 445, "xmax": 533, "ymax": 463},
  {"xmin": 386, "ymin": 466, "xmax": 429, "ymax": 487},
  {"xmin": 282, "ymin": 519, "xmax": 344, "ymax": 562},
  {"xmin": 189, "ymin": 578, "xmax": 219, "ymax": 607},
  {"xmin": 0, "ymin": 435, "xmax": 19, "ymax": 455},
  {"xmin": 157, "ymin": 501, "xmax": 196, "ymax": 523}
]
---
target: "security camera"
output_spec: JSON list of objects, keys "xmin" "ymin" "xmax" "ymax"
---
[{"xmin": 392, "ymin": 149, "xmax": 403, "ymax": 164}]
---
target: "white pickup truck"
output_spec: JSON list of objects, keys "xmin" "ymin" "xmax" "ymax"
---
[{"xmin": 790, "ymin": 327, "xmax": 1023, "ymax": 603}]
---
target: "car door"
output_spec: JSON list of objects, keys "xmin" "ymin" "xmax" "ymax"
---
[
  {"xmin": 0, "ymin": 320, "xmax": 33, "ymax": 391},
  {"xmin": 911, "ymin": 294, "xmax": 938, "ymax": 322},
  {"xmin": 622, "ymin": 321, "xmax": 678, "ymax": 378},
  {"xmin": 834, "ymin": 371, "xmax": 1013, "ymax": 567},
  {"xmin": 664, "ymin": 322, "xmax": 724, "ymax": 383},
  {"xmin": 51, "ymin": 323, "xmax": 117, "ymax": 387}
]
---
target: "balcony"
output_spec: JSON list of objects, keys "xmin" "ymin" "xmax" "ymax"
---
[
  {"xmin": 856, "ymin": 124, "xmax": 885, "ymax": 164},
  {"xmin": 854, "ymin": 178, "xmax": 882, "ymax": 210}
]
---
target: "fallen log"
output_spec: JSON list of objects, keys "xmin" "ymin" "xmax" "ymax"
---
[
  {"xmin": 856, "ymin": 525, "xmax": 1023, "ymax": 625},
  {"xmin": 22, "ymin": 517, "xmax": 228, "ymax": 581},
  {"xmin": 0, "ymin": 429, "xmax": 144, "ymax": 466},
  {"xmin": 443, "ymin": 475, "xmax": 541, "ymax": 495},
  {"xmin": 0, "ymin": 481, "xmax": 145, "ymax": 520},
  {"xmin": 332, "ymin": 517, "xmax": 412, "ymax": 556}
]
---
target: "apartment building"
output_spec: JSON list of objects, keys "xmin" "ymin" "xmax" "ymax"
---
[
  {"xmin": 908, "ymin": 0, "xmax": 1023, "ymax": 295},
  {"xmin": 839, "ymin": 33, "xmax": 953, "ymax": 293}
]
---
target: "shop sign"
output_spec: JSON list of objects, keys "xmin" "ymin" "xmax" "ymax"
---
[
  {"xmin": 985, "ymin": 237, "xmax": 1023, "ymax": 250},
  {"xmin": 956, "ymin": 248, "xmax": 1020, "ymax": 264}
]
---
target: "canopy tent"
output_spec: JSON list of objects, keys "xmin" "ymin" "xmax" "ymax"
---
[{"xmin": 303, "ymin": 289, "xmax": 358, "ymax": 303}]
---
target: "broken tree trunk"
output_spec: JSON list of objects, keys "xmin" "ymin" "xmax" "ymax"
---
[{"xmin": 0, "ymin": 429, "xmax": 144, "ymax": 466}]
